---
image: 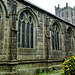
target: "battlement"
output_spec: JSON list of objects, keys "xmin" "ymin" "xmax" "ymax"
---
[{"xmin": 55, "ymin": 3, "xmax": 75, "ymax": 25}]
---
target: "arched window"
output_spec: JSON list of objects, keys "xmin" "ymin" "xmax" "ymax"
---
[
  {"xmin": 67, "ymin": 27, "xmax": 72, "ymax": 51},
  {"xmin": 52, "ymin": 22, "xmax": 59, "ymax": 50},
  {"xmin": 18, "ymin": 11, "xmax": 34, "ymax": 48}
]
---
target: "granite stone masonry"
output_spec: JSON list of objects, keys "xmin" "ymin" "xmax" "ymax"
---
[{"xmin": 0, "ymin": 0, "xmax": 75, "ymax": 75}]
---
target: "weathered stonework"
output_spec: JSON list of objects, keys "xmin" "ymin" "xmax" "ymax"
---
[{"xmin": 0, "ymin": 0, "xmax": 75, "ymax": 74}]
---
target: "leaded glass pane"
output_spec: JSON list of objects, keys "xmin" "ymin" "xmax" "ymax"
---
[
  {"xmin": 22, "ymin": 22, "xmax": 25, "ymax": 33},
  {"xmin": 22, "ymin": 22, "xmax": 25, "ymax": 48},
  {"xmin": 18, "ymin": 32, "xmax": 20, "ymax": 42},
  {"xmin": 52, "ymin": 30, "xmax": 54, "ymax": 50},
  {"xmin": 22, "ymin": 34, "xmax": 25, "ymax": 48},
  {"xmin": 53, "ymin": 23, "xmax": 55, "ymax": 28},
  {"xmin": 20, "ymin": 14, "xmax": 23, "ymax": 20},
  {"xmin": 57, "ymin": 32, "xmax": 59, "ymax": 50},
  {"xmin": 31, "ymin": 23, "xmax": 33, "ymax": 48},
  {"xmin": 27, "ymin": 22, "xmax": 29, "ymax": 48},
  {"xmin": 55, "ymin": 32, "xmax": 57, "ymax": 50},
  {"xmin": 18, "ymin": 20, "xmax": 20, "ymax": 47},
  {"xmin": 24, "ymin": 12, "xmax": 28, "ymax": 19},
  {"xmin": 29, "ymin": 16, "xmax": 31, "ymax": 22},
  {"xmin": 55, "ymin": 31, "xmax": 57, "ymax": 50}
]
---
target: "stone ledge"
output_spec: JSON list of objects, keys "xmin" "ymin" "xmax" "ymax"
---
[
  {"xmin": 18, "ymin": 59, "xmax": 63, "ymax": 64},
  {"xmin": 0, "ymin": 61, "xmax": 18, "ymax": 65},
  {"xmin": 0, "ymin": 59, "xmax": 63, "ymax": 65},
  {"xmin": 0, "ymin": 72, "xmax": 18, "ymax": 75}
]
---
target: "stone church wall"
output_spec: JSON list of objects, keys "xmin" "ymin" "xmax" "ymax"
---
[{"xmin": 0, "ymin": 0, "xmax": 75, "ymax": 74}]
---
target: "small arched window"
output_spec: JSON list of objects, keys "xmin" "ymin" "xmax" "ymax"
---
[
  {"xmin": 18, "ymin": 11, "xmax": 34, "ymax": 48},
  {"xmin": 67, "ymin": 27, "xmax": 72, "ymax": 51},
  {"xmin": 52, "ymin": 22, "xmax": 59, "ymax": 50}
]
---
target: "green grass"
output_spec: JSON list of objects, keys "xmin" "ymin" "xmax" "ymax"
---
[
  {"xmin": 39, "ymin": 70, "xmax": 62, "ymax": 75},
  {"xmin": 39, "ymin": 73, "xmax": 63, "ymax": 75},
  {"xmin": 39, "ymin": 73, "xmax": 50, "ymax": 75},
  {"xmin": 58, "ymin": 73, "xmax": 63, "ymax": 75},
  {"xmin": 50, "ymin": 70, "xmax": 62, "ymax": 74}
]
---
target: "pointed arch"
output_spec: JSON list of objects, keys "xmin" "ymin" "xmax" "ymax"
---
[
  {"xmin": 0, "ymin": 0, "xmax": 8, "ymax": 17},
  {"xmin": 51, "ymin": 19, "xmax": 61, "ymax": 31},
  {"xmin": 17, "ymin": 7, "xmax": 38, "ymax": 48},
  {"xmin": 67, "ymin": 27, "xmax": 73, "ymax": 52},
  {"xmin": 0, "ymin": 0, "xmax": 8, "ymax": 40},
  {"xmin": 51, "ymin": 20, "xmax": 61, "ymax": 50},
  {"xmin": 18, "ymin": 7, "xmax": 39, "ymax": 25}
]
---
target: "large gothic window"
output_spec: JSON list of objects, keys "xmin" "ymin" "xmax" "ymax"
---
[
  {"xmin": 18, "ymin": 11, "xmax": 34, "ymax": 48},
  {"xmin": 52, "ymin": 23, "xmax": 59, "ymax": 50}
]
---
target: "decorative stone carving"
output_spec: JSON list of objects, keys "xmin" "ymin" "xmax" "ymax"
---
[{"xmin": 9, "ymin": 0, "xmax": 17, "ymax": 60}]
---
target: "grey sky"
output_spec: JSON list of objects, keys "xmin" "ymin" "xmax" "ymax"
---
[{"xmin": 28, "ymin": 0, "xmax": 75, "ymax": 15}]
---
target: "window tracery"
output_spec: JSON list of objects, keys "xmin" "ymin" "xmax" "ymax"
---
[
  {"xmin": 18, "ymin": 11, "xmax": 34, "ymax": 48},
  {"xmin": 52, "ymin": 22, "xmax": 59, "ymax": 50}
]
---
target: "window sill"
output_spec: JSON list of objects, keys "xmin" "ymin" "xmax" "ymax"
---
[{"xmin": 18, "ymin": 48, "xmax": 35, "ymax": 50}]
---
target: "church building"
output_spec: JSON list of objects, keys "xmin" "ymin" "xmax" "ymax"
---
[{"xmin": 0, "ymin": 0, "xmax": 75, "ymax": 74}]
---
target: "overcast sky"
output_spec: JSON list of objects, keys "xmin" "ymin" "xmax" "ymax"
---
[{"xmin": 27, "ymin": 0, "xmax": 75, "ymax": 15}]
